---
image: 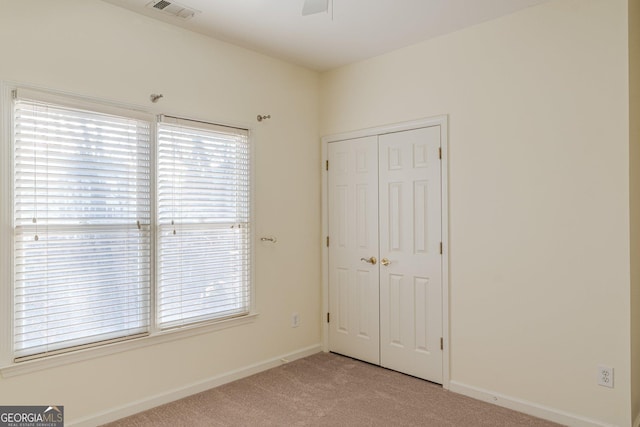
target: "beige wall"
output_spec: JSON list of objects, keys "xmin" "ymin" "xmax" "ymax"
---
[
  {"xmin": 630, "ymin": 0, "xmax": 640, "ymax": 424},
  {"xmin": 321, "ymin": 0, "xmax": 632, "ymax": 425},
  {"xmin": 0, "ymin": 0, "xmax": 321, "ymax": 424}
]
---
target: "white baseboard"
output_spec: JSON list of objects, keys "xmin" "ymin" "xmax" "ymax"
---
[
  {"xmin": 448, "ymin": 381, "xmax": 617, "ymax": 427},
  {"xmin": 70, "ymin": 344, "xmax": 322, "ymax": 427}
]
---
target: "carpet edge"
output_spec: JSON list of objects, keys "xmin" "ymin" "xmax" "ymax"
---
[
  {"xmin": 69, "ymin": 344, "xmax": 323, "ymax": 427},
  {"xmin": 448, "ymin": 380, "xmax": 617, "ymax": 427}
]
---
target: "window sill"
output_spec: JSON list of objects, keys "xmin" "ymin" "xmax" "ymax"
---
[{"xmin": 0, "ymin": 312, "xmax": 259, "ymax": 378}]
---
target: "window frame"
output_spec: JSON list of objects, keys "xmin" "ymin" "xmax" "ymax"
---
[
  {"xmin": 12, "ymin": 91, "xmax": 154, "ymax": 361},
  {"xmin": 154, "ymin": 115, "xmax": 253, "ymax": 330},
  {"xmin": 0, "ymin": 82, "xmax": 257, "ymax": 377}
]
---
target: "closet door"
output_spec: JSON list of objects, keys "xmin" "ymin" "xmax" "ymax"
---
[
  {"xmin": 327, "ymin": 125, "xmax": 443, "ymax": 384},
  {"xmin": 379, "ymin": 126, "xmax": 443, "ymax": 382},
  {"xmin": 327, "ymin": 136, "xmax": 380, "ymax": 365}
]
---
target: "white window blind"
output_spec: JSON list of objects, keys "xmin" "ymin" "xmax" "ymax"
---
[
  {"xmin": 13, "ymin": 94, "xmax": 151, "ymax": 360},
  {"xmin": 157, "ymin": 117, "xmax": 250, "ymax": 329}
]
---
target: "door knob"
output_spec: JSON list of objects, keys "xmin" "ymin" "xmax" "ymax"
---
[
  {"xmin": 381, "ymin": 258, "xmax": 390, "ymax": 266},
  {"xmin": 360, "ymin": 256, "xmax": 377, "ymax": 265}
]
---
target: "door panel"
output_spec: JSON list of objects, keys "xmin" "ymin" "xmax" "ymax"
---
[
  {"xmin": 379, "ymin": 126, "xmax": 443, "ymax": 382},
  {"xmin": 328, "ymin": 136, "xmax": 380, "ymax": 364}
]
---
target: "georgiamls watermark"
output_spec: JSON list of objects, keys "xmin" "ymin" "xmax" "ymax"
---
[{"xmin": 0, "ymin": 406, "xmax": 63, "ymax": 427}]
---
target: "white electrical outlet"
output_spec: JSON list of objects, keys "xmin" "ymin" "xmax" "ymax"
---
[
  {"xmin": 597, "ymin": 365, "xmax": 614, "ymax": 388},
  {"xmin": 291, "ymin": 312, "xmax": 300, "ymax": 328}
]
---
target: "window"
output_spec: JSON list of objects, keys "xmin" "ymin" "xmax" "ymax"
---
[
  {"xmin": 156, "ymin": 117, "xmax": 251, "ymax": 329},
  {"xmin": 9, "ymin": 89, "xmax": 252, "ymax": 362}
]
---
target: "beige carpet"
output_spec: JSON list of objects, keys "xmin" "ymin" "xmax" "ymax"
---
[{"xmin": 103, "ymin": 352, "xmax": 562, "ymax": 426}]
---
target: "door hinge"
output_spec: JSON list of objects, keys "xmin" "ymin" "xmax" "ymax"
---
[
  {"xmin": 440, "ymin": 337, "xmax": 443, "ymax": 350},
  {"xmin": 325, "ymin": 160, "xmax": 329, "ymax": 171},
  {"xmin": 327, "ymin": 312, "xmax": 330, "ymax": 323},
  {"xmin": 439, "ymin": 147, "xmax": 442, "ymax": 159},
  {"xmin": 326, "ymin": 236, "xmax": 330, "ymax": 247},
  {"xmin": 440, "ymin": 242, "xmax": 443, "ymax": 254}
]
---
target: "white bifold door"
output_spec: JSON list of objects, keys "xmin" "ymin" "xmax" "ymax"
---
[{"xmin": 328, "ymin": 125, "xmax": 443, "ymax": 383}]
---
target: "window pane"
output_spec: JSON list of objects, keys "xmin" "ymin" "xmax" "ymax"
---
[
  {"xmin": 13, "ymin": 98, "xmax": 151, "ymax": 359},
  {"xmin": 157, "ymin": 120, "xmax": 250, "ymax": 329}
]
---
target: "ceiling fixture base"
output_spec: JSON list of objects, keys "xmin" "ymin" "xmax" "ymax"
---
[{"xmin": 302, "ymin": 0, "xmax": 329, "ymax": 16}]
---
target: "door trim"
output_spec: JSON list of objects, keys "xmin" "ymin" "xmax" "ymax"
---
[{"xmin": 321, "ymin": 115, "xmax": 450, "ymax": 389}]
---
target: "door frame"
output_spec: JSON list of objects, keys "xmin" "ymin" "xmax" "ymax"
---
[{"xmin": 321, "ymin": 115, "xmax": 450, "ymax": 389}]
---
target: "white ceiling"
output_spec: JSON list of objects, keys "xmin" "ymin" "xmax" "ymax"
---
[{"xmin": 102, "ymin": 0, "xmax": 550, "ymax": 71}]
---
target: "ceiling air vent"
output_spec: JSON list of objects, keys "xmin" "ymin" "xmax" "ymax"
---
[{"xmin": 146, "ymin": 0, "xmax": 199, "ymax": 19}]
